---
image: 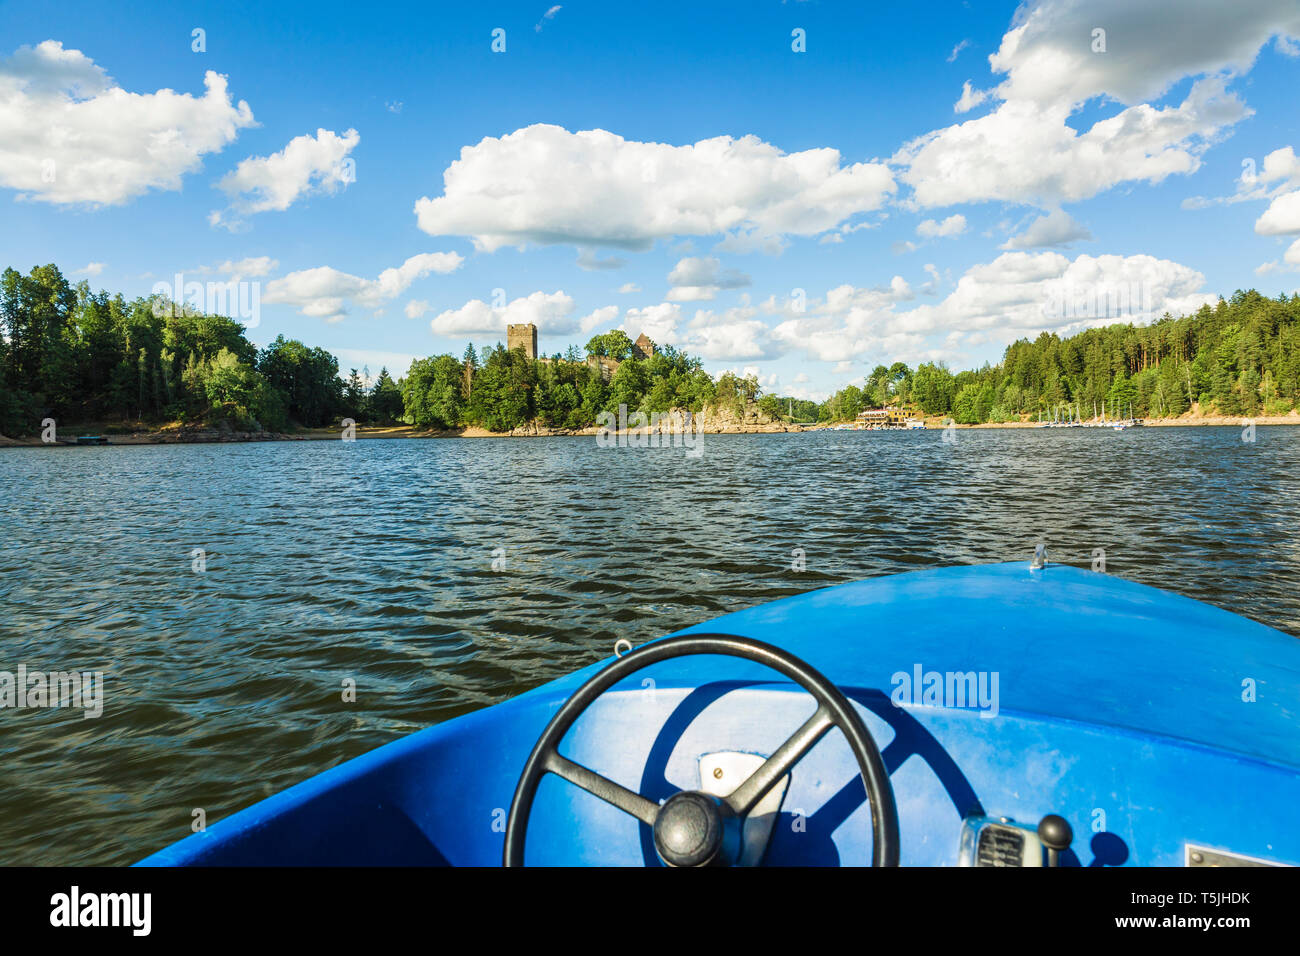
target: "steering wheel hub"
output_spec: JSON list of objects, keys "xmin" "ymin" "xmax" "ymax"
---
[{"xmin": 653, "ymin": 791, "xmax": 740, "ymax": 867}]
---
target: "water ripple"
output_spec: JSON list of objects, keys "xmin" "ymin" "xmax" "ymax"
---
[{"xmin": 1, "ymin": 428, "xmax": 1299, "ymax": 863}]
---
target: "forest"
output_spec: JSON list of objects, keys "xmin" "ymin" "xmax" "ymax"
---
[
  {"xmin": 3, "ymin": 264, "xmax": 1298, "ymax": 436},
  {"xmin": 818, "ymin": 290, "xmax": 1300, "ymax": 423},
  {"xmin": 0, "ymin": 264, "xmax": 736, "ymax": 436}
]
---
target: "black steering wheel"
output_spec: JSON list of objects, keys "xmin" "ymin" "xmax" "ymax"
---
[{"xmin": 503, "ymin": 633, "xmax": 900, "ymax": 866}]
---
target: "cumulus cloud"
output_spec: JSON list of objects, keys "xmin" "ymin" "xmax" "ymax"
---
[
  {"xmin": 1257, "ymin": 240, "xmax": 1300, "ymax": 275},
  {"xmin": 1256, "ymin": 187, "xmax": 1300, "ymax": 236},
  {"xmin": 1181, "ymin": 144, "xmax": 1300, "ymax": 272},
  {"xmin": 617, "ymin": 282, "xmax": 641, "ymax": 294},
  {"xmin": 898, "ymin": 76, "xmax": 1249, "ymax": 209},
  {"xmin": 72, "ymin": 262, "xmax": 105, "ymax": 277},
  {"xmin": 195, "ymin": 256, "xmax": 279, "ymax": 280},
  {"xmin": 916, "ymin": 214, "xmax": 966, "ymax": 238},
  {"xmin": 414, "ymin": 124, "xmax": 895, "ymax": 251},
  {"xmin": 620, "ymin": 303, "xmax": 682, "ymax": 349},
  {"xmin": 763, "ymin": 252, "xmax": 1215, "ymax": 365},
  {"xmin": 211, "ymin": 127, "xmax": 359, "ymax": 229},
  {"xmin": 572, "ymin": 250, "xmax": 1213, "ymax": 368},
  {"xmin": 1000, "ymin": 208, "xmax": 1092, "ymax": 249},
  {"xmin": 600, "ymin": 302, "xmax": 776, "ymax": 361},
  {"xmin": 953, "ymin": 80, "xmax": 990, "ymax": 113},
  {"xmin": 0, "ymin": 40, "xmax": 254, "ymax": 205},
  {"xmin": 666, "ymin": 256, "xmax": 752, "ymax": 302},
  {"xmin": 1185, "ymin": 144, "xmax": 1300, "ymax": 211},
  {"xmin": 990, "ymin": 0, "xmax": 1299, "ymax": 108},
  {"xmin": 895, "ymin": 0, "xmax": 1300, "ymax": 210},
  {"xmin": 576, "ymin": 249, "xmax": 627, "ymax": 270},
  {"xmin": 264, "ymin": 251, "xmax": 463, "ymax": 322},
  {"xmin": 684, "ymin": 308, "xmax": 774, "ymax": 360},
  {"xmin": 429, "ymin": 290, "xmax": 576, "ymax": 337},
  {"xmin": 580, "ymin": 304, "xmax": 620, "ymax": 334}
]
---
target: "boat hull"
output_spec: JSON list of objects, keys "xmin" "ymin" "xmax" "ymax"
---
[{"xmin": 136, "ymin": 563, "xmax": 1300, "ymax": 867}]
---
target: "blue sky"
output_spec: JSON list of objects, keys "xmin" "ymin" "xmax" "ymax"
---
[{"xmin": 2, "ymin": 0, "xmax": 1299, "ymax": 399}]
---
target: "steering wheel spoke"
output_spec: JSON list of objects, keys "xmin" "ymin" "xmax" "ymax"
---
[
  {"xmin": 725, "ymin": 704, "xmax": 833, "ymax": 817},
  {"xmin": 544, "ymin": 751, "xmax": 660, "ymax": 826}
]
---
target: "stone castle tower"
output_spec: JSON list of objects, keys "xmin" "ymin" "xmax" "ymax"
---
[{"xmin": 507, "ymin": 323, "xmax": 538, "ymax": 359}]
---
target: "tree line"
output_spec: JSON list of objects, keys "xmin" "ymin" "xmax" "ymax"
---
[
  {"xmin": 815, "ymin": 290, "xmax": 1300, "ymax": 423},
  {"xmin": 8, "ymin": 264, "xmax": 1294, "ymax": 436},
  {"xmin": 0, "ymin": 264, "xmax": 743, "ymax": 436},
  {"xmin": 0, "ymin": 264, "xmax": 373, "ymax": 435},
  {"xmin": 400, "ymin": 329, "xmax": 722, "ymax": 431}
]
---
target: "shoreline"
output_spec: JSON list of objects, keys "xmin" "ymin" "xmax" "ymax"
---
[{"xmin": 2, "ymin": 412, "xmax": 1299, "ymax": 446}]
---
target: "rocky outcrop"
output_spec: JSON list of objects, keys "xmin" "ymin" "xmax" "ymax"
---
[{"xmin": 690, "ymin": 402, "xmax": 805, "ymax": 433}]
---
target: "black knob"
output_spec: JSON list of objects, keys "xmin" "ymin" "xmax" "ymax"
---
[
  {"xmin": 1040, "ymin": 816, "xmax": 1071, "ymax": 858},
  {"xmin": 653, "ymin": 792, "xmax": 740, "ymax": 867}
]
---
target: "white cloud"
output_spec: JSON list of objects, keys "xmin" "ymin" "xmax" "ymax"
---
[
  {"xmin": 990, "ymin": 0, "xmax": 1299, "ymax": 109},
  {"xmin": 579, "ymin": 304, "xmax": 620, "ymax": 334},
  {"xmin": 1256, "ymin": 237, "xmax": 1300, "ymax": 276},
  {"xmin": 592, "ymin": 251, "xmax": 1214, "ymax": 369},
  {"xmin": 1259, "ymin": 146, "xmax": 1300, "ymax": 185},
  {"xmin": 764, "ymin": 252, "xmax": 1215, "ymax": 365},
  {"xmin": 430, "ymin": 290, "xmax": 576, "ymax": 337},
  {"xmin": 414, "ymin": 124, "xmax": 895, "ymax": 251},
  {"xmin": 576, "ymin": 249, "xmax": 627, "ymax": 270},
  {"xmin": 920, "ymin": 262, "xmax": 945, "ymax": 294},
  {"xmin": 1000, "ymin": 208, "xmax": 1092, "ymax": 249},
  {"xmin": 535, "ymin": 5, "xmax": 562, "ymax": 32},
  {"xmin": 1256, "ymin": 189, "xmax": 1300, "ymax": 236},
  {"xmin": 898, "ymin": 76, "xmax": 1249, "ymax": 209},
  {"xmin": 607, "ymin": 301, "xmax": 776, "ymax": 361},
  {"xmin": 617, "ymin": 282, "xmax": 641, "ymax": 294},
  {"xmin": 621, "ymin": 303, "xmax": 683, "ymax": 348},
  {"xmin": 684, "ymin": 307, "xmax": 772, "ymax": 359},
  {"xmin": 405, "ymin": 300, "xmax": 430, "ymax": 319},
  {"xmin": 916, "ymin": 214, "xmax": 966, "ymax": 238},
  {"xmin": 954, "ymin": 81, "xmax": 990, "ymax": 114},
  {"xmin": 666, "ymin": 256, "xmax": 751, "ymax": 302},
  {"xmin": 1184, "ymin": 145, "xmax": 1300, "ymax": 210},
  {"xmin": 1251, "ymin": 147, "xmax": 1300, "ymax": 238},
  {"xmin": 72, "ymin": 262, "xmax": 105, "ymax": 276},
  {"xmin": 211, "ymin": 127, "xmax": 359, "ymax": 229},
  {"xmin": 713, "ymin": 230, "xmax": 788, "ymax": 255},
  {"xmin": 1184, "ymin": 142, "xmax": 1300, "ymax": 270},
  {"xmin": 895, "ymin": 0, "xmax": 1300, "ymax": 210},
  {"xmin": 195, "ymin": 256, "xmax": 279, "ymax": 280},
  {"xmin": 0, "ymin": 40, "xmax": 254, "ymax": 205},
  {"xmin": 264, "ymin": 251, "xmax": 463, "ymax": 322},
  {"xmin": 947, "ymin": 39, "xmax": 971, "ymax": 63}
]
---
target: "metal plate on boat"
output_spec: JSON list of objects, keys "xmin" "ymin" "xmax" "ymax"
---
[
  {"xmin": 699, "ymin": 752, "xmax": 789, "ymax": 867},
  {"xmin": 1185, "ymin": 844, "xmax": 1287, "ymax": 867},
  {"xmin": 958, "ymin": 815, "xmax": 1044, "ymax": 867}
]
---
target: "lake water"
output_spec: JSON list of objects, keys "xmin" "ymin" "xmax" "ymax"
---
[{"xmin": 2, "ymin": 427, "xmax": 1298, "ymax": 864}]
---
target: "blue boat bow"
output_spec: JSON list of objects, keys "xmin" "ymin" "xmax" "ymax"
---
[{"xmin": 137, "ymin": 562, "xmax": 1300, "ymax": 867}]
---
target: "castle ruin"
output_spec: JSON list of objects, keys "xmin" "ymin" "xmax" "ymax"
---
[
  {"xmin": 507, "ymin": 323, "xmax": 538, "ymax": 359},
  {"xmin": 505, "ymin": 323, "xmax": 655, "ymax": 380}
]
